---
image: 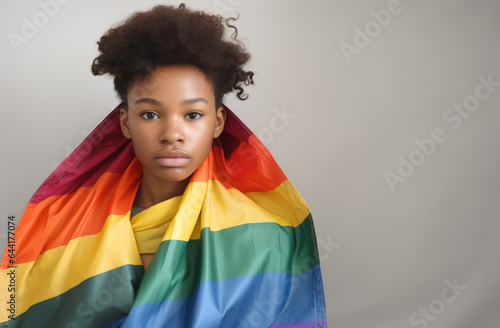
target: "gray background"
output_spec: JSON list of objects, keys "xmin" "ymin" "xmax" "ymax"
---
[{"xmin": 1, "ymin": 0, "xmax": 500, "ymax": 327}]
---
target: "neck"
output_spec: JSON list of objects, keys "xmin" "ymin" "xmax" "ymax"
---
[{"xmin": 133, "ymin": 172, "xmax": 190, "ymax": 208}]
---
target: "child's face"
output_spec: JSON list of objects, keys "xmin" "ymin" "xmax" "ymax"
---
[{"xmin": 120, "ymin": 65, "xmax": 225, "ymax": 185}]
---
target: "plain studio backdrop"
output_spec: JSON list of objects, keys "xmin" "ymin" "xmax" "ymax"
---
[{"xmin": 1, "ymin": 0, "xmax": 500, "ymax": 327}]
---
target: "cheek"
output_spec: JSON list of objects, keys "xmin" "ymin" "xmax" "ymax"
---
[
  {"xmin": 130, "ymin": 131, "xmax": 154, "ymax": 157},
  {"xmin": 191, "ymin": 128, "xmax": 215, "ymax": 156},
  {"xmin": 189, "ymin": 122, "xmax": 213, "ymax": 140},
  {"xmin": 131, "ymin": 123, "xmax": 158, "ymax": 141},
  {"xmin": 131, "ymin": 139, "xmax": 146, "ymax": 160}
]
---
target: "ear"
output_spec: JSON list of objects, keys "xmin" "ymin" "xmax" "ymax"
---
[
  {"xmin": 213, "ymin": 106, "xmax": 226, "ymax": 138},
  {"xmin": 119, "ymin": 107, "xmax": 132, "ymax": 139}
]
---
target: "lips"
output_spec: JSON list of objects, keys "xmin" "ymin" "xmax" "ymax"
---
[{"xmin": 155, "ymin": 150, "xmax": 190, "ymax": 167}]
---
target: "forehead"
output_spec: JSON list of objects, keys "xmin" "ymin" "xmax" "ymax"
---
[{"xmin": 127, "ymin": 65, "xmax": 215, "ymax": 103}]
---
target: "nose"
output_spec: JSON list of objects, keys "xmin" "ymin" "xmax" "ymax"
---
[{"xmin": 159, "ymin": 116, "xmax": 185, "ymax": 144}]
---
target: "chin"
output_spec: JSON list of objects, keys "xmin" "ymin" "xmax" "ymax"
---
[{"xmin": 155, "ymin": 171, "xmax": 193, "ymax": 183}]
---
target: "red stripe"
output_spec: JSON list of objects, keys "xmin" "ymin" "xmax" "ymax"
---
[
  {"xmin": 210, "ymin": 136, "xmax": 287, "ymax": 192},
  {"xmin": 29, "ymin": 106, "xmax": 282, "ymax": 203}
]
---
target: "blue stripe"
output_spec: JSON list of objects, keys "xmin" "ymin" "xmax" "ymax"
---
[{"xmin": 104, "ymin": 264, "xmax": 326, "ymax": 328}]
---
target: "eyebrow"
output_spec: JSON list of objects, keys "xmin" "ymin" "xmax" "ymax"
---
[
  {"xmin": 134, "ymin": 98, "xmax": 162, "ymax": 106},
  {"xmin": 181, "ymin": 97, "xmax": 209, "ymax": 106},
  {"xmin": 134, "ymin": 97, "xmax": 209, "ymax": 107}
]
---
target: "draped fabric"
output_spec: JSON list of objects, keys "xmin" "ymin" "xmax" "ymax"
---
[{"xmin": 0, "ymin": 105, "xmax": 327, "ymax": 327}]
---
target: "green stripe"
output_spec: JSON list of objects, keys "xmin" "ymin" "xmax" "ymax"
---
[
  {"xmin": 1, "ymin": 265, "xmax": 143, "ymax": 328},
  {"xmin": 136, "ymin": 214, "xmax": 318, "ymax": 304}
]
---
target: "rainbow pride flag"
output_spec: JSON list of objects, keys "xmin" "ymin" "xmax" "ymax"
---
[{"xmin": 0, "ymin": 105, "xmax": 327, "ymax": 327}]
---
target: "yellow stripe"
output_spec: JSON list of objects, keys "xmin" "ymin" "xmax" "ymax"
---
[
  {"xmin": 160, "ymin": 179, "xmax": 310, "ymax": 242},
  {"xmin": 1, "ymin": 213, "xmax": 141, "ymax": 320},
  {"xmin": 131, "ymin": 195, "xmax": 181, "ymax": 254}
]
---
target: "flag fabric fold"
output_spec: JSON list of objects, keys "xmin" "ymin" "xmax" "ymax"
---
[{"xmin": 1, "ymin": 105, "xmax": 327, "ymax": 327}]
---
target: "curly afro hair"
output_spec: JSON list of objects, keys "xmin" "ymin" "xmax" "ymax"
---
[{"xmin": 91, "ymin": 3, "xmax": 254, "ymax": 109}]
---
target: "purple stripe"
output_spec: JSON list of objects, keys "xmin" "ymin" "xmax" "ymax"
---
[{"xmin": 270, "ymin": 321, "xmax": 327, "ymax": 328}]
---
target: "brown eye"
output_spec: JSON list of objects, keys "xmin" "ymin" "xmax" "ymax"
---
[
  {"xmin": 140, "ymin": 112, "xmax": 159, "ymax": 120},
  {"xmin": 187, "ymin": 112, "xmax": 202, "ymax": 120}
]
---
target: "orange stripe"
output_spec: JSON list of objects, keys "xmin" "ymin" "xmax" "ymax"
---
[{"xmin": 1, "ymin": 169, "xmax": 141, "ymax": 268}]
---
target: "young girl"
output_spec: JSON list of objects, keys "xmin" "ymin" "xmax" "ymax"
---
[{"xmin": 1, "ymin": 4, "xmax": 326, "ymax": 327}]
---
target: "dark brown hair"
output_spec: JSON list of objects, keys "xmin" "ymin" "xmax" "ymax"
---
[{"xmin": 91, "ymin": 3, "xmax": 254, "ymax": 109}]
